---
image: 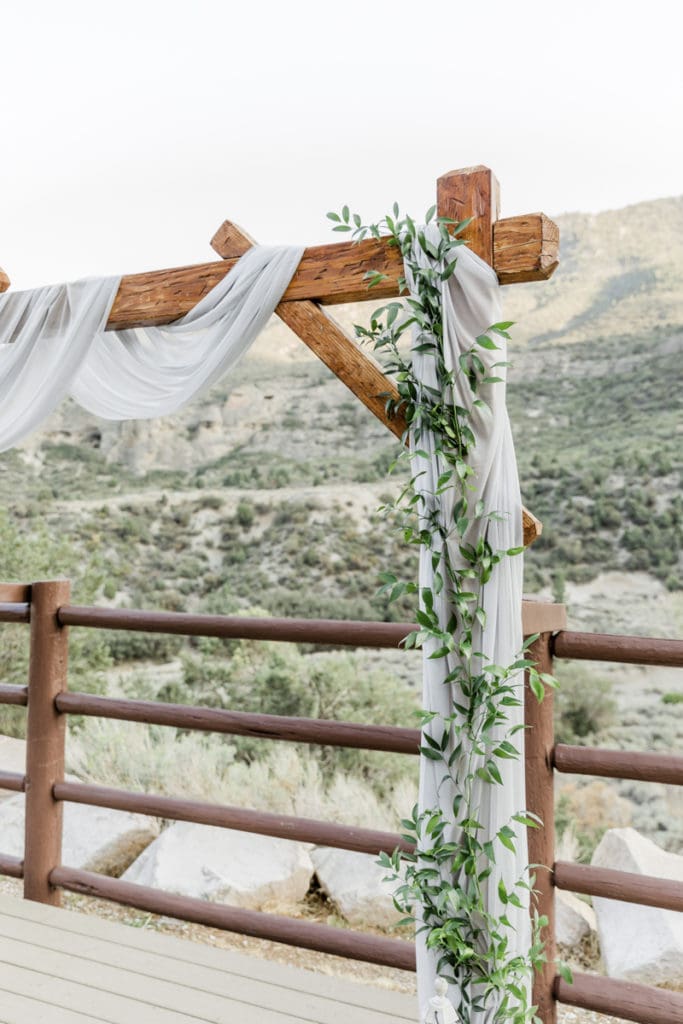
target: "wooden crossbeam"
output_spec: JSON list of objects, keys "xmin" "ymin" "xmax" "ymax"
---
[
  {"xmin": 103, "ymin": 210, "xmax": 558, "ymax": 331},
  {"xmin": 211, "ymin": 219, "xmax": 541, "ymax": 547}
]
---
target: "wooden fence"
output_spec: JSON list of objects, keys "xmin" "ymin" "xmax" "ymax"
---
[{"xmin": 0, "ymin": 580, "xmax": 682, "ymax": 1024}]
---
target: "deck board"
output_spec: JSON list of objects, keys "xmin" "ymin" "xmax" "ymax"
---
[{"xmin": 0, "ymin": 894, "xmax": 416, "ymax": 1023}]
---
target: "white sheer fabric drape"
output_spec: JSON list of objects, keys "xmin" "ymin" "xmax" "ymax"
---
[
  {"xmin": 0, "ymin": 245, "xmax": 303, "ymax": 451},
  {"xmin": 406, "ymin": 232, "xmax": 528, "ymax": 1022}
]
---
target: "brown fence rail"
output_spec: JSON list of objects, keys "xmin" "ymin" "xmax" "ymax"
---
[
  {"xmin": 1, "ymin": 582, "xmax": 682, "ymax": 1024},
  {"xmin": 553, "ymin": 630, "xmax": 683, "ymax": 667},
  {"xmin": 55, "ymin": 779, "xmax": 413, "ymax": 856},
  {"xmin": 556, "ymin": 971, "xmax": 683, "ymax": 1024},
  {"xmin": 56, "ymin": 691, "xmax": 421, "ymax": 753},
  {"xmin": 554, "ymin": 743, "xmax": 683, "ymax": 785},
  {"xmin": 50, "ymin": 867, "xmax": 417, "ymax": 972}
]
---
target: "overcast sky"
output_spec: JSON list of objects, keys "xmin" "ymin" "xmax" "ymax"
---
[{"xmin": 1, "ymin": 0, "xmax": 681, "ymax": 289}]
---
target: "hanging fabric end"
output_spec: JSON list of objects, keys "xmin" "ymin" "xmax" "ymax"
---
[{"xmin": 422, "ymin": 977, "xmax": 460, "ymax": 1024}]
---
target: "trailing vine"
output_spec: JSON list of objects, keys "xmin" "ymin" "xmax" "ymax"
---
[{"xmin": 328, "ymin": 205, "xmax": 567, "ymax": 1023}]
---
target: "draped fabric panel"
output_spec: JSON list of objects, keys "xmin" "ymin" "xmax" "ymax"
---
[
  {"xmin": 0, "ymin": 245, "xmax": 304, "ymax": 451},
  {"xmin": 405, "ymin": 233, "xmax": 528, "ymax": 1022}
]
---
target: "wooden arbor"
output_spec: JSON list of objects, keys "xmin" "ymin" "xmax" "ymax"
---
[{"xmin": 0, "ymin": 165, "xmax": 558, "ymax": 545}]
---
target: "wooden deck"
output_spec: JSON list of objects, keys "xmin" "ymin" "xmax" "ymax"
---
[{"xmin": 0, "ymin": 893, "xmax": 416, "ymax": 1023}]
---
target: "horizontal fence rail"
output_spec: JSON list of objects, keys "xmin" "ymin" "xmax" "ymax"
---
[
  {"xmin": 553, "ymin": 630, "xmax": 683, "ymax": 667},
  {"xmin": 554, "ymin": 860, "xmax": 683, "ymax": 913},
  {"xmin": 0, "ymin": 855, "xmax": 23, "ymax": 879},
  {"xmin": 0, "ymin": 685, "xmax": 28, "ymax": 707},
  {"xmin": 0, "ymin": 602, "xmax": 30, "ymax": 623},
  {"xmin": 58, "ymin": 605, "xmax": 413, "ymax": 648},
  {"xmin": 50, "ymin": 867, "xmax": 417, "ymax": 972},
  {"xmin": 56, "ymin": 691, "xmax": 422, "ymax": 754},
  {"xmin": 554, "ymin": 744, "xmax": 683, "ymax": 785},
  {"xmin": 556, "ymin": 970, "xmax": 683, "ymax": 1024},
  {"xmin": 0, "ymin": 770, "xmax": 25, "ymax": 792},
  {"xmin": 55, "ymin": 780, "xmax": 413, "ymax": 856}
]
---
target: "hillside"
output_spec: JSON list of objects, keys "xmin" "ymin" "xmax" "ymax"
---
[{"xmin": 1, "ymin": 194, "xmax": 682, "ymax": 857}]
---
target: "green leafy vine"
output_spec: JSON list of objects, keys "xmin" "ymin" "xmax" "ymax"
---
[{"xmin": 328, "ymin": 204, "xmax": 566, "ymax": 1023}]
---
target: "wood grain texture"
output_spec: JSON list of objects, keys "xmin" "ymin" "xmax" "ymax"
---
[
  {"xmin": 106, "ymin": 215, "xmax": 559, "ymax": 331},
  {"xmin": 437, "ymin": 165, "xmax": 500, "ymax": 263},
  {"xmin": 0, "ymin": 267, "xmax": 9, "ymax": 293}
]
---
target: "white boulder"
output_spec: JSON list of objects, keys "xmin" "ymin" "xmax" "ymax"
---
[
  {"xmin": 591, "ymin": 827, "xmax": 683, "ymax": 987},
  {"xmin": 0, "ymin": 736, "xmax": 26, "ymax": 803},
  {"xmin": 311, "ymin": 847, "xmax": 403, "ymax": 928},
  {"xmin": 122, "ymin": 822, "xmax": 314, "ymax": 910},
  {"xmin": 556, "ymin": 889, "xmax": 598, "ymax": 949},
  {"xmin": 0, "ymin": 791, "xmax": 158, "ymax": 876}
]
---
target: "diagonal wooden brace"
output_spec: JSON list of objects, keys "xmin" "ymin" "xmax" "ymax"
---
[{"xmin": 211, "ymin": 220, "xmax": 541, "ymax": 546}]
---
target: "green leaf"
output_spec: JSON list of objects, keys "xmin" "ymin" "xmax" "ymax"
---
[
  {"xmin": 557, "ymin": 962, "xmax": 574, "ymax": 985},
  {"xmin": 475, "ymin": 334, "xmax": 499, "ymax": 350}
]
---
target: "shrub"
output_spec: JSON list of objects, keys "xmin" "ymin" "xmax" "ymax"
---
[{"xmin": 554, "ymin": 663, "xmax": 617, "ymax": 744}]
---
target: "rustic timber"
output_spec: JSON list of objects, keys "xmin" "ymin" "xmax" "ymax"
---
[
  {"xmin": 556, "ymin": 970, "xmax": 683, "ymax": 1024},
  {"xmin": 554, "ymin": 860, "xmax": 683, "ymax": 913},
  {"xmin": 554, "ymin": 743, "xmax": 683, "ymax": 786},
  {"xmin": 211, "ymin": 218, "xmax": 541, "ymax": 545},
  {"xmin": 50, "ymin": 867, "xmax": 417, "ymax": 972},
  {"xmin": 211, "ymin": 222, "xmax": 404, "ymax": 440},
  {"xmin": 437, "ymin": 165, "xmax": 500, "ymax": 263},
  {"xmin": 525, "ymin": 632, "xmax": 557, "ymax": 1024},
  {"xmin": 105, "ymin": 215, "xmax": 558, "ymax": 332},
  {"xmin": 23, "ymin": 580, "xmax": 70, "ymax": 907},
  {"xmin": 55, "ymin": 780, "xmax": 413, "ymax": 856},
  {"xmin": 0, "ymin": 267, "xmax": 9, "ymax": 293}
]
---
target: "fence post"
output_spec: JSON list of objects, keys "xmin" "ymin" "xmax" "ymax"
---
[
  {"xmin": 525, "ymin": 629, "xmax": 557, "ymax": 1024},
  {"xmin": 24, "ymin": 579, "xmax": 71, "ymax": 906}
]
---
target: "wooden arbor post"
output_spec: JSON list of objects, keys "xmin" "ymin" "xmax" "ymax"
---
[{"xmin": 23, "ymin": 579, "xmax": 71, "ymax": 906}]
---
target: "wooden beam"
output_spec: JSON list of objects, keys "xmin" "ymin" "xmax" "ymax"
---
[
  {"xmin": 106, "ymin": 211, "xmax": 559, "ymax": 331},
  {"xmin": 437, "ymin": 165, "xmax": 500, "ymax": 263},
  {"xmin": 0, "ymin": 267, "xmax": 9, "ymax": 294},
  {"xmin": 212, "ymin": 220, "xmax": 541, "ymax": 547},
  {"xmin": 210, "ymin": 222, "xmax": 403, "ymax": 440},
  {"xmin": 211, "ymin": 222, "xmax": 403, "ymax": 438}
]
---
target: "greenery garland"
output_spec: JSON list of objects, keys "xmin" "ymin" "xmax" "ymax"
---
[{"xmin": 328, "ymin": 205, "xmax": 567, "ymax": 1024}]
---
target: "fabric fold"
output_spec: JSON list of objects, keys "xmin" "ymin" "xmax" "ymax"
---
[{"xmin": 0, "ymin": 244, "xmax": 304, "ymax": 451}]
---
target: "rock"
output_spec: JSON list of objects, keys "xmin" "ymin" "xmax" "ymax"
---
[
  {"xmin": 556, "ymin": 889, "xmax": 598, "ymax": 949},
  {"xmin": 122, "ymin": 822, "xmax": 313, "ymax": 910},
  {"xmin": 591, "ymin": 827, "xmax": 683, "ymax": 987},
  {"xmin": 0, "ymin": 736, "xmax": 26, "ymax": 802},
  {"xmin": 311, "ymin": 847, "xmax": 402, "ymax": 928},
  {"xmin": 0, "ymin": 791, "xmax": 158, "ymax": 876}
]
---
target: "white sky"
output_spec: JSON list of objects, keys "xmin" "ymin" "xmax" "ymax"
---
[{"xmin": 1, "ymin": 0, "xmax": 682, "ymax": 289}]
